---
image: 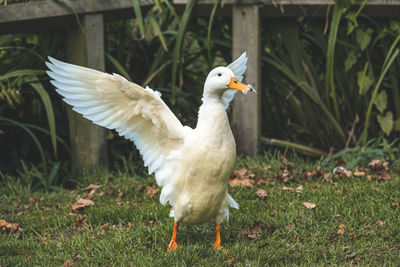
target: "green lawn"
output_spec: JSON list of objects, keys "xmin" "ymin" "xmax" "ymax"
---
[{"xmin": 1, "ymin": 155, "xmax": 400, "ymax": 266}]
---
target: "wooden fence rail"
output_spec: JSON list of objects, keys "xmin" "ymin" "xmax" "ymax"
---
[{"xmin": 1, "ymin": 0, "xmax": 399, "ymax": 170}]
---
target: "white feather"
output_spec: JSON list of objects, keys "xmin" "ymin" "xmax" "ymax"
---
[
  {"xmin": 222, "ymin": 52, "xmax": 248, "ymax": 109},
  {"xmin": 228, "ymin": 194, "xmax": 239, "ymax": 209}
]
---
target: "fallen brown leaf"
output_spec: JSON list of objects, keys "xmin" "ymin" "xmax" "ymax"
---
[
  {"xmin": 302, "ymin": 202, "xmax": 316, "ymax": 209},
  {"xmin": 286, "ymin": 224, "xmax": 295, "ymax": 230},
  {"xmin": 256, "ymin": 177, "xmax": 270, "ymax": 185},
  {"xmin": 282, "ymin": 186, "xmax": 294, "ymax": 191},
  {"xmin": 234, "ymin": 168, "xmax": 256, "ymax": 179},
  {"xmin": 74, "ymin": 214, "xmax": 88, "ymax": 227},
  {"xmin": 345, "ymin": 170, "xmax": 352, "ymax": 177},
  {"xmin": 311, "ymin": 185, "xmax": 319, "ymax": 192},
  {"xmin": 256, "ymin": 188, "xmax": 267, "ymax": 199},
  {"xmin": 372, "ymin": 220, "xmax": 384, "ymax": 226},
  {"xmin": 0, "ymin": 219, "xmax": 19, "ymax": 232},
  {"xmin": 73, "ymin": 254, "xmax": 83, "ymax": 260},
  {"xmin": 101, "ymin": 224, "xmax": 109, "ymax": 235},
  {"xmin": 337, "ymin": 223, "xmax": 345, "ymax": 234},
  {"xmin": 229, "ymin": 168, "xmax": 256, "ymax": 187},
  {"xmin": 247, "ymin": 222, "xmax": 264, "ymax": 239},
  {"xmin": 310, "ymin": 232, "xmax": 320, "ymax": 237},
  {"xmin": 305, "ymin": 171, "xmax": 314, "ymax": 178},
  {"xmin": 229, "ymin": 177, "xmax": 254, "ymax": 187},
  {"xmin": 368, "ymin": 159, "xmax": 382, "ymax": 169},
  {"xmin": 392, "ymin": 200, "xmax": 400, "ymax": 206},
  {"xmin": 296, "ymin": 185, "xmax": 303, "ymax": 193},
  {"xmin": 82, "ymin": 184, "xmax": 103, "ymax": 199},
  {"xmin": 344, "ymin": 253, "xmax": 357, "ymax": 260},
  {"xmin": 225, "ymin": 257, "xmax": 236, "ymax": 266},
  {"xmin": 377, "ymin": 171, "xmax": 391, "ymax": 181},
  {"xmin": 145, "ymin": 186, "xmax": 158, "ymax": 197},
  {"xmin": 235, "ymin": 222, "xmax": 275, "ymax": 240},
  {"xmin": 28, "ymin": 196, "xmax": 35, "ymax": 203},
  {"xmin": 270, "ymin": 209, "xmax": 277, "ymax": 216},
  {"xmin": 106, "ymin": 187, "xmax": 113, "ymax": 194},
  {"xmin": 62, "ymin": 259, "xmax": 75, "ymax": 267},
  {"xmin": 71, "ymin": 198, "xmax": 94, "ymax": 211},
  {"xmin": 353, "ymin": 171, "xmax": 365, "ymax": 177}
]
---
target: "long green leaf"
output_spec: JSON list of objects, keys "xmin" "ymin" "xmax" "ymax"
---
[
  {"xmin": 0, "ymin": 117, "xmax": 47, "ymax": 173},
  {"xmin": 324, "ymin": 2, "xmax": 345, "ymax": 122},
  {"xmin": 0, "ymin": 46, "xmax": 45, "ymax": 61},
  {"xmin": 162, "ymin": 0, "xmax": 179, "ymax": 22},
  {"xmin": 0, "ymin": 70, "xmax": 45, "ymax": 81},
  {"xmin": 105, "ymin": 53, "xmax": 133, "ymax": 82},
  {"xmin": 149, "ymin": 16, "xmax": 169, "ymax": 52},
  {"xmin": 171, "ymin": 0, "xmax": 197, "ymax": 103},
  {"xmin": 26, "ymin": 76, "xmax": 57, "ymax": 156},
  {"xmin": 265, "ymin": 55, "xmax": 346, "ymax": 142},
  {"xmin": 24, "ymin": 123, "xmax": 70, "ymax": 153},
  {"xmin": 206, "ymin": 0, "xmax": 219, "ymax": 52},
  {"xmin": 362, "ymin": 48, "xmax": 400, "ymax": 143},
  {"xmin": 131, "ymin": 0, "xmax": 145, "ymax": 38},
  {"xmin": 383, "ymin": 34, "xmax": 400, "ymax": 68}
]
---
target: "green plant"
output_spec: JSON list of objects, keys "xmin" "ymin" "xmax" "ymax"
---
[
  {"xmin": 262, "ymin": 3, "xmax": 400, "ymax": 153},
  {"xmin": 0, "ymin": 33, "xmax": 68, "ymax": 174},
  {"xmin": 321, "ymin": 137, "xmax": 399, "ymax": 169}
]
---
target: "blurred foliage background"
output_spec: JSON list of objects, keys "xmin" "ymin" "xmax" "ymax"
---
[{"xmin": 0, "ymin": 0, "xmax": 399, "ymax": 188}]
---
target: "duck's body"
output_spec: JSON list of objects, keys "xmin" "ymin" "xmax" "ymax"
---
[
  {"xmin": 173, "ymin": 100, "xmax": 236, "ymax": 225},
  {"xmin": 46, "ymin": 53, "xmax": 254, "ymax": 249}
]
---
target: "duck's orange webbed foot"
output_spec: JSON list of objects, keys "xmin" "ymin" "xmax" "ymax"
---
[
  {"xmin": 168, "ymin": 239, "xmax": 179, "ymax": 250},
  {"xmin": 213, "ymin": 224, "xmax": 221, "ymax": 250},
  {"xmin": 167, "ymin": 221, "xmax": 179, "ymax": 251}
]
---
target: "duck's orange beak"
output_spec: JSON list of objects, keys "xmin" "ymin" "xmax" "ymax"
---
[{"xmin": 228, "ymin": 77, "xmax": 256, "ymax": 92}]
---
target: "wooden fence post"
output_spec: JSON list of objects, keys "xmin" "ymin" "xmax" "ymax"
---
[
  {"xmin": 66, "ymin": 14, "xmax": 108, "ymax": 171},
  {"xmin": 231, "ymin": 4, "xmax": 261, "ymax": 155}
]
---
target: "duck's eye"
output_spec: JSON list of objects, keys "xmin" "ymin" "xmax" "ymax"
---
[
  {"xmin": 217, "ymin": 73, "xmax": 222, "ymax": 77},
  {"xmin": 234, "ymin": 80, "xmax": 237, "ymax": 84}
]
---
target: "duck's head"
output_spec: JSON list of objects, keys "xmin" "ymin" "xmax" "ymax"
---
[{"xmin": 203, "ymin": 67, "xmax": 255, "ymax": 101}]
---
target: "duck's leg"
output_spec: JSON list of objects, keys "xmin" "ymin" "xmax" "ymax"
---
[
  {"xmin": 213, "ymin": 224, "xmax": 221, "ymax": 250},
  {"xmin": 168, "ymin": 221, "xmax": 179, "ymax": 250}
]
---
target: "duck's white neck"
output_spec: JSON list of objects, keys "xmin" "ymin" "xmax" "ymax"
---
[
  {"xmin": 201, "ymin": 88, "xmax": 224, "ymax": 104},
  {"xmin": 197, "ymin": 93, "xmax": 228, "ymax": 131}
]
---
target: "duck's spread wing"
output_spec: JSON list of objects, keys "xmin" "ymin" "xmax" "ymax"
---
[
  {"xmin": 222, "ymin": 52, "xmax": 248, "ymax": 109},
  {"xmin": 46, "ymin": 57, "xmax": 189, "ymax": 190}
]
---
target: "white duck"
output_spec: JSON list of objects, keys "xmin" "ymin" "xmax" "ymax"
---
[{"xmin": 46, "ymin": 52, "xmax": 255, "ymax": 250}]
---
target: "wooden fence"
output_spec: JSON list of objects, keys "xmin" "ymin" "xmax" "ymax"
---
[{"xmin": 1, "ymin": 0, "xmax": 399, "ymax": 171}]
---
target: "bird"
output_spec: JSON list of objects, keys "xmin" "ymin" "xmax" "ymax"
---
[{"xmin": 46, "ymin": 52, "xmax": 255, "ymax": 250}]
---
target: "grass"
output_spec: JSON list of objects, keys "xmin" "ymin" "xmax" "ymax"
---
[{"xmin": 1, "ymin": 154, "xmax": 400, "ymax": 265}]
